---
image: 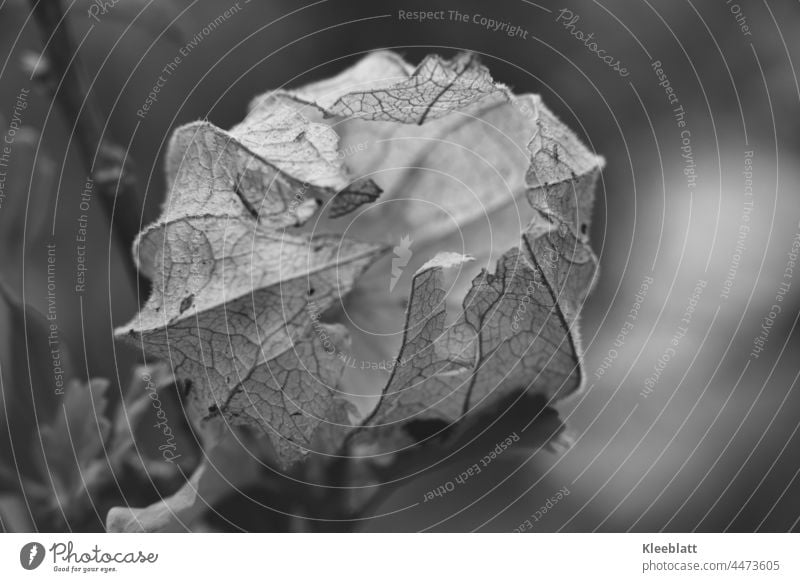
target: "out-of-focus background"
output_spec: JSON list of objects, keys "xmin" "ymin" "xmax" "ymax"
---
[{"xmin": 0, "ymin": 0, "xmax": 798, "ymax": 531}]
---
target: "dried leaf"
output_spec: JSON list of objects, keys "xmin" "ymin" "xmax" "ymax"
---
[
  {"xmin": 118, "ymin": 103, "xmax": 385, "ymax": 466},
  {"xmin": 118, "ymin": 50, "xmax": 602, "ymax": 467},
  {"xmin": 360, "ymin": 216, "xmax": 596, "ymax": 450},
  {"xmin": 310, "ymin": 52, "xmax": 511, "ymax": 124}
]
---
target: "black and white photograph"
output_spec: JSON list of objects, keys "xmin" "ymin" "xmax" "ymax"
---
[{"xmin": 0, "ymin": 0, "xmax": 798, "ymax": 578}]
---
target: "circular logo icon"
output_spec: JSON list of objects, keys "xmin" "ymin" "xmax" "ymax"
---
[{"xmin": 20, "ymin": 542, "xmax": 46, "ymax": 570}]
